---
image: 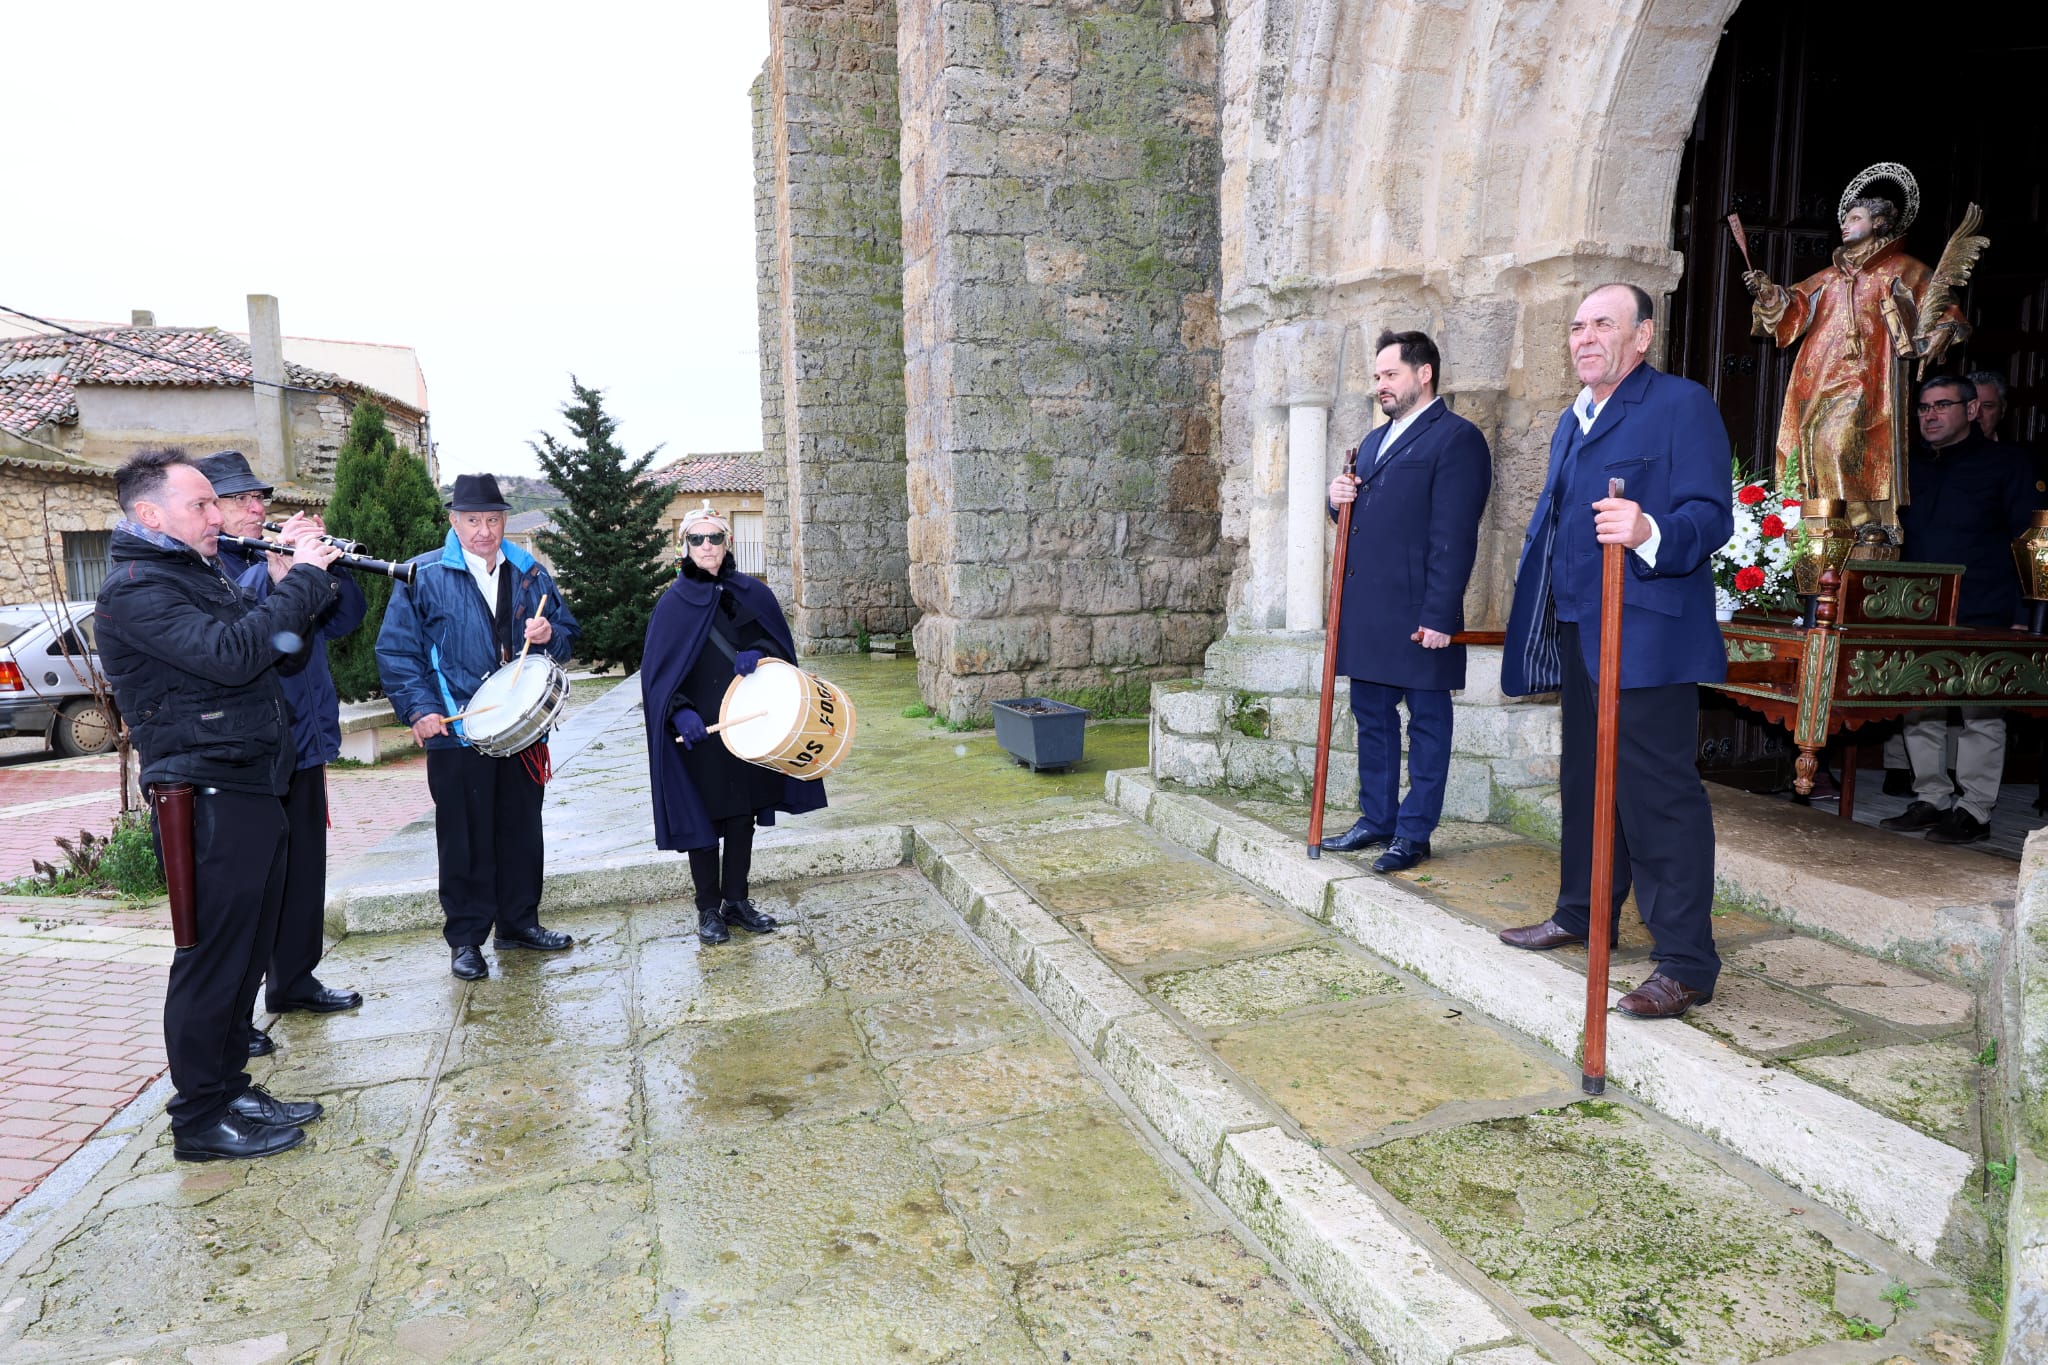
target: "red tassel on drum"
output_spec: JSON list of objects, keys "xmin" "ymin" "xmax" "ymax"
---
[{"xmin": 522, "ymin": 742, "xmax": 552, "ymax": 786}]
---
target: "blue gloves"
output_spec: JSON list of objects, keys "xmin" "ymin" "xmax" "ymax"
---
[
  {"xmin": 734, "ymin": 649, "xmax": 762, "ymax": 676},
  {"xmin": 673, "ymin": 706, "xmax": 709, "ymax": 750}
]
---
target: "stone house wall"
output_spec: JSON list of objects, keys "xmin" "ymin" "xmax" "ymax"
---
[
  {"xmin": 764, "ymin": 0, "xmax": 917, "ymax": 652},
  {"xmin": 896, "ymin": 0, "xmax": 1227, "ymax": 720},
  {"xmin": 0, "ymin": 460, "xmax": 121, "ymax": 603}
]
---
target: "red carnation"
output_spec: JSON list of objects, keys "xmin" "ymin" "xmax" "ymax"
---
[
  {"xmin": 1760, "ymin": 514, "xmax": 1785, "ymax": 538},
  {"xmin": 1781, "ymin": 499, "xmax": 1801, "ymax": 514},
  {"xmin": 1737, "ymin": 485, "xmax": 1767, "ymax": 505},
  {"xmin": 1734, "ymin": 565, "xmax": 1766, "ymax": 593}
]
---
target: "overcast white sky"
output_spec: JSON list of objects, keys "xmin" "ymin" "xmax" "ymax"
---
[{"xmin": 10, "ymin": 2, "xmax": 772, "ymax": 481}]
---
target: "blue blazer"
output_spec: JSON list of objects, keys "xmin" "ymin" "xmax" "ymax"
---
[
  {"xmin": 1500, "ymin": 364, "xmax": 1733, "ymax": 695},
  {"xmin": 1333, "ymin": 400, "xmax": 1492, "ymax": 692}
]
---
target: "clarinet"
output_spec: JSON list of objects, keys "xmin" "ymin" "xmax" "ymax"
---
[{"xmin": 219, "ymin": 533, "xmax": 417, "ymax": 585}]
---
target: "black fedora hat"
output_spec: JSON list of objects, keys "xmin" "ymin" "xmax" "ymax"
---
[
  {"xmin": 194, "ymin": 450, "xmax": 274, "ymax": 498},
  {"xmin": 446, "ymin": 473, "xmax": 512, "ymax": 512}
]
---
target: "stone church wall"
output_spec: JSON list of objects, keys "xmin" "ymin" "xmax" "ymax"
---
[
  {"xmin": 750, "ymin": 67, "xmax": 795, "ymax": 604},
  {"xmin": 897, "ymin": 0, "xmax": 1227, "ymax": 720},
  {"xmin": 762, "ymin": 0, "xmax": 917, "ymax": 651}
]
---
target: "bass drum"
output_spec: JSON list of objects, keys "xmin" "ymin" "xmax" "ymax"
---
[
  {"xmin": 462, "ymin": 656, "xmax": 571, "ymax": 758},
  {"xmin": 717, "ymin": 660, "xmax": 855, "ymax": 781}
]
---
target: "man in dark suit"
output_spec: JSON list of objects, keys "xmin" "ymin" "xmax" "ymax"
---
[
  {"xmin": 1322, "ymin": 330, "xmax": 1492, "ymax": 873},
  {"xmin": 1496, "ymin": 284, "xmax": 1734, "ymax": 1020}
]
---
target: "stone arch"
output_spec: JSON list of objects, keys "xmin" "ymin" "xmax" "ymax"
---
[{"xmin": 1223, "ymin": 0, "xmax": 1739, "ymax": 626}]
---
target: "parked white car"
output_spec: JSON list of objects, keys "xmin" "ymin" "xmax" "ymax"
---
[{"xmin": 0, "ymin": 602, "xmax": 119, "ymax": 756}]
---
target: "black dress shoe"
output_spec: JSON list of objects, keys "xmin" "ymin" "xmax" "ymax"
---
[
  {"xmin": 1320, "ymin": 820, "xmax": 1394, "ymax": 853},
  {"xmin": 1615, "ymin": 973, "xmax": 1712, "ymax": 1020},
  {"xmin": 267, "ymin": 984, "xmax": 363, "ymax": 1014},
  {"xmin": 495, "ymin": 924, "xmax": 573, "ymax": 952},
  {"xmin": 722, "ymin": 899, "xmax": 780, "ymax": 934},
  {"xmin": 246, "ymin": 1029, "xmax": 276, "ymax": 1058},
  {"xmin": 228, "ymin": 1084, "xmax": 324, "ymax": 1127},
  {"xmin": 698, "ymin": 906, "xmax": 730, "ymax": 945},
  {"xmin": 1878, "ymin": 800, "xmax": 1946, "ymax": 833},
  {"xmin": 1372, "ymin": 837, "xmax": 1431, "ymax": 874},
  {"xmin": 173, "ymin": 1114, "xmax": 306, "ymax": 1162},
  {"xmin": 1924, "ymin": 808, "xmax": 1991, "ymax": 845},
  {"xmin": 450, "ymin": 945, "xmax": 489, "ymax": 980}
]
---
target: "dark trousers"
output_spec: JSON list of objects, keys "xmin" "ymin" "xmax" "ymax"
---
[
  {"xmin": 1349, "ymin": 679, "xmax": 1453, "ymax": 843},
  {"xmin": 1553, "ymin": 621, "xmax": 1720, "ymax": 994},
  {"xmin": 688, "ymin": 816, "xmax": 757, "ymax": 910},
  {"xmin": 427, "ymin": 746, "xmax": 544, "ymax": 948},
  {"xmin": 161, "ymin": 788, "xmax": 287, "ymax": 1135},
  {"xmin": 262, "ymin": 764, "xmax": 329, "ymax": 1006}
]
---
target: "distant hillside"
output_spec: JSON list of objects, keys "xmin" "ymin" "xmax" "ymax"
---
[{"xmin": 439, "ymin": 474, "xmax": 563, "ymax": 515}]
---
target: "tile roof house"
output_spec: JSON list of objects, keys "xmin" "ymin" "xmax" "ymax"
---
[
  {"xmin": 647, "ymin": 453, "xmax": 771, "ymax": 577},
  {"xmin": 0, "ymin": 298, "xmax": 432, "ymax": 603}
]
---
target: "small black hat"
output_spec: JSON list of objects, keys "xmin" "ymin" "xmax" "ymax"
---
[
  {"xmin": 446, "ymin": 473, "xmax": 512, "ymax": 512},
  {"xmin": 194, "ymin": 450, "xmax": 273, "ymax": 498}
]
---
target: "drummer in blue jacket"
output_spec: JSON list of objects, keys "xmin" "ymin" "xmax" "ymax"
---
[
  {"xmin": 376, "ymin": 473, "xmax": 580, "ymax": 981},
  {"xmin": 199, "ymin": 450, "xmax": 367, "ymax": 1052}
]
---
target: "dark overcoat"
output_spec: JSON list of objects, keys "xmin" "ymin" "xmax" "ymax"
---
[
  {"xmin": 639, "ymin": 566, "xmax": 826, "ymax": 852},
  {"xmin": 1333, "ymin": 400, "xmax": 1493, "ymax": 692}
]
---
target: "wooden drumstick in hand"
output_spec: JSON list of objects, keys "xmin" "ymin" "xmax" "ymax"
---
[
  {"xmin": 512, "ymin": 594, "xmax": 550, "ymax": 682},
  {"xmin": 674, "ymin": 710, "xmax": 769, "ymax": 743}
]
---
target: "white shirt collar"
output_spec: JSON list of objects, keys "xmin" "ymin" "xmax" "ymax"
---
[
  {"xmin": 1572, "ymin": 386, "xmax": 1608, "ymax": 434},
  {"xmin": 461, "ymin": 546, "xmax": 503, "ymax": 606},
  {"xmin": 1379, "ymin": 395, "xmax": 1440, "ymax": 455}
]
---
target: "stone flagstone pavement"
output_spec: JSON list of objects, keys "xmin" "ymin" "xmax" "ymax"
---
[{"xmin": 0, "ymin": 656, "xmax": 2013, "ymax": 1361}]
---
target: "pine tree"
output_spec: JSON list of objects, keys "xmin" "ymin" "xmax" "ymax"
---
[
  {"xmin": 531, "ymin": 378, "xmax": 675, "ymax": 672},
  {"xmin": 326, "ymin": 403, "xmax": 446, "ymax": 701}
]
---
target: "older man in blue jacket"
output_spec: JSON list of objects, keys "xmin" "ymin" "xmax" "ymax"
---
[
  {"xmin": 1496, "ymin": 284, "xmax": 1734, "ymax": 1020},
  {"xmin": 199, "ymin": 450, "xmax": 368, "ymax": 1052},
  {"xmin": 377, "ymin": 474, "xmax": 580, "ymax": 980}
]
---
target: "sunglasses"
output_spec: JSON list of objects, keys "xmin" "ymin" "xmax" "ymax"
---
[{"xmin": 685, "ymin": 532, "xmax": 727, "ymax": 547}]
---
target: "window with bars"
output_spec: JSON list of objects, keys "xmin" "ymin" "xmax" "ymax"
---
[
  {"xmin": 731, "ymin": 511, "xmax": 764, "ymax": 576},
  {"xmin": 63, "ymin": 531, "xmax": 112, "ymax": 600}
]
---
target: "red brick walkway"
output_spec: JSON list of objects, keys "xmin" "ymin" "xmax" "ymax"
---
[{"xmin": 0, "ymin": 755, "xmax": 436, "ymax": 1216}]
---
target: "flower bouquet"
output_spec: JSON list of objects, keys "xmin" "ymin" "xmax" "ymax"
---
[{"xmin": 1711, "ymin": 454, "xmax": 1801, "ymax": 619}]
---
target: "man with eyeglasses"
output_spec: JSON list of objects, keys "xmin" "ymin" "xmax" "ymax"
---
[
  {"xmin": 377, "ymin": 473, "xmax": 582, "ymax": 978},
  {"xmin": 1878, "ymin": 376, "xmax": 2039, "ymax": 845}
]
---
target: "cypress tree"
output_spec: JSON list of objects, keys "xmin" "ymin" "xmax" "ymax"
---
[
  {"xmin": 531, "ymin": 378, "xmax": 674, "ymax": 672},
  {"xmin": 326, "ymin": 402, "xmax": 446, "ymax": 701}
]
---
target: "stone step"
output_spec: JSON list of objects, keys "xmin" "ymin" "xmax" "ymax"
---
[
  {"xmin": 1104, "ymin": 769, "xmax": 1989, "ymax": 1276},
  {"xmin": 909, "ymin": 801, "xmax": 1997, "ymax": 1364}
]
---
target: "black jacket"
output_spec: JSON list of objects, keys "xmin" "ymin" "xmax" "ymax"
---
[
  {"xmin": 95, "ymin": 527, "xmax": 339, "ymax": 796},
  {"xmin": 1900, "ymin": 431, "xmax": 2041, "ymax": 628}
]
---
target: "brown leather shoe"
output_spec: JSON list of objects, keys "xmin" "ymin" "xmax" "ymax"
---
[
  {"xmin": 1498, "ymin": 918, "xmax": 1587, "ymax": 951},
  {"xmin": 1615, "ymin": 974, "xmax": 1711, "ymax": 1020}
]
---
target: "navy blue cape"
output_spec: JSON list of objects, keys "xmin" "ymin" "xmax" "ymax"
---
[{"xmin": 640, "ymin": 568, "xmax": 826, "ymax": 851}]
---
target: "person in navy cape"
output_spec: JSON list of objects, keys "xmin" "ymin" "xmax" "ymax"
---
[
  {"xmin": 641, "ymin": 502, "xmax": 825, "ymax": 944},
  {"xmin": 1495, "ymin": 283, "xmax": 1734, "ymax": 1021},
  {"xmin": 1322, "ymin": 330, "xmax": 1492, "ymax": 874}
]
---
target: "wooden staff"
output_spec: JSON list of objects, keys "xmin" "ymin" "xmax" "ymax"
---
[
  {"xmin": 1306, "ymin": 447, "xmax": 1360, "ymax": 859},
  {"xmin": 1583, "ymin": 475, "xmax": 1628, "ymax": 1095}
]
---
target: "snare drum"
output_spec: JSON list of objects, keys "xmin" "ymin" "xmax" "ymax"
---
[
  {"xmin": 462, "ymin": 656, "xmax": 571, "ymax": 758},
  {"xmin": 717, "ymin": 659, "xmax": 856, "ymax": 780}
]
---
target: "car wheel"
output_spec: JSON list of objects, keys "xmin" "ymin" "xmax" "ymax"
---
[{"xmin": 53, "ymin": 697, "xmax": 118, "ymax": 757}]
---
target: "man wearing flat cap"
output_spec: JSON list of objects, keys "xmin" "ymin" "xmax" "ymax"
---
[
  {"xmin": 196, "ymin": 450, "xmax": 367, "ymax": 1051},
  {"xmin": 376, "ymin": 473, "xmax": 580, "ymax": 980}
]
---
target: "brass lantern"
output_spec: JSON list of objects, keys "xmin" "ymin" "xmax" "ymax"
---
[
  {"xmin": 1793, "ymin": 498, "xmax": 1854, "ymax": 597},
  {"xmin": 2014, "ymin": 509, "xmax": 2048, "ymax": 635}
]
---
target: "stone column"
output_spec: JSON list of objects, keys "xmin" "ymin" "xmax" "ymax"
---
[
  {"xmin": 1283, "ymin": 322, "xmax": 1338, "ymax": 631},
  {"xmin": 1246, "ymin": 328, "xmax": 1288, "ymax": 631},
  {"xmin": 245, "ymin": 294, "xmax": 290, "ymax": 487}
]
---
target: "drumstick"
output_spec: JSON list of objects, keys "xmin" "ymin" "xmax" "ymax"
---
[
  {"xmin": 673, "ymin": 710, "xmax": 769, "ymax": 743},
  {"xmin": 511, "ymin": 594, "xmax": 550, "ymax": 683},
  {"xmin": 442, "ymin": 703, "xmax": 499, "ymax": 723}
]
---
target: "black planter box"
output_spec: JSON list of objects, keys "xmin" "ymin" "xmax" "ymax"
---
[{"xmin": 992, "ymin": 697, "xmax": 1088, "ymax": 772}]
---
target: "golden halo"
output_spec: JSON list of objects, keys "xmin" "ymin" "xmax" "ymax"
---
[{"xmin": 1838, "ymin": 162, "xmax": 1919, "ymax": 234}]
